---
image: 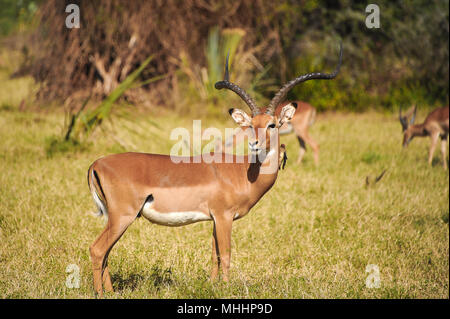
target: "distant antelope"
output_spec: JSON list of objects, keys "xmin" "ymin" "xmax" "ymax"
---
[
  {"xmin": 87, "ymin": 44, "xmax": 342, "ymax": 297},
  {"xmin": 399, "ymin": 105, "xmax": 449, "ymax": 169},
  {"xmin": 275, "ymin": 101, "xmax": 319, "ymax": 165},
  {"xmin": 218, "ymin": 101, "xmax": 319, "ymax": 165}
]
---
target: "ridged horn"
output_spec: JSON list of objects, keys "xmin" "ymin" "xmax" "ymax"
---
[{"xmin": 215, "ymin": 53, "xmax": 260, "ymax": 116}]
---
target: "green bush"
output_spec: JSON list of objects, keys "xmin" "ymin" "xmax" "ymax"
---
[{"xmin": 44, "ymin": 136, "xmax": 90, "ymax": 158}]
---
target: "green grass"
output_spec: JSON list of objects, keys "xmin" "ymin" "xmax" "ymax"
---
[
  {"xmin": 0, "ymin": 105, "xmax": 448, "ymax": 299},
  {"xmin": 0, "ymin": 49, "xmax": 37, "ymax": 110}
]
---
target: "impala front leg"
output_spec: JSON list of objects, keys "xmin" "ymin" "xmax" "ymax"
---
[
  {"xmin": 211, "ymin": 224, "xmax": 219, "ymax": 281},
  {"xmin": 441, "ymin": 137, "xmax": 448, "ymax": 170},
  {"xmin": 212, "ymin": 213, "xmax": 233, "ymax": 282}
]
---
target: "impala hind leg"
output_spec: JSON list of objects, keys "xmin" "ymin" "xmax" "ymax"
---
[
  {"xmin": 102, "ymin": 263, "xmax": 113, "ymax": 292},
  {"xmin": 428, "ymin": 132, "xmax": 440, "ymax": 166},
  {"xmin": 296, "ymin": 137, "xmax": 306, "ymax": 164},
  {"xmin": 90, "ymin": 214, "xmax": 136, "ymax": 297},
  {"xmin": 211, "ymin": 214, "xmax": 233, "ymax": 282},
  {"xmin": 295, "ymin": 126, "xmax": 319, "ymax": 165}
]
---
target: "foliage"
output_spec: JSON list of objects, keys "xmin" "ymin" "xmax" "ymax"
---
[
  {"xmin": 45, "ymin": 135, "xmax": 90, "ymax": 157},
  {"xmin": 177, "ymin": 27, "xmax": 246, "ymax": 113},
  {"xmin": 177, "ymin": 27, "xmax": 272, "ymax": 116},
  {"xmin": 2, "ymin": 0, "xmax": 450, "ymax": 112},
  {"xmin": 77, "ymin": 55, "xmax": 154, "ymax": 137},
  {"xmin": 279, "ymin": 0, "xmax": 449, "ymax": 111},
  {"xmin": 40, "ymin": 54, "xmax": 155, "ymax": 156},
  {"xmin": 0, "ymin": 0, "xmax": 38, "ymax": 36}
]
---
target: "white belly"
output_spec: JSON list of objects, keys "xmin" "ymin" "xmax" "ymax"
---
[{"xmin": 141, "ymin": 202, "xmax": 211, "ymax": 227}]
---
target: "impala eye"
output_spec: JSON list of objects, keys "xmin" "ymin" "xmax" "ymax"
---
[{"xmin": 268, "ymin": 123, "xmax": 276, "ymax": 129}]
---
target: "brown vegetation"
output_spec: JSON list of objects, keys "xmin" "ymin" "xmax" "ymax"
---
[{"xmin": 11, "ymin": 0, "xmax": 450, "ymax": 111}]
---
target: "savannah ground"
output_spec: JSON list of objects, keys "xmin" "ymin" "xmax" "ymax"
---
[{"xmin": 0, "ymin": 93, "xmax": 448, "ymax": 298}]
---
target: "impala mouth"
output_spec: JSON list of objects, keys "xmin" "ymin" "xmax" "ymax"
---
[{"xmin": 249, "ymin": 146, "xmax": 262, "ymax": 154}]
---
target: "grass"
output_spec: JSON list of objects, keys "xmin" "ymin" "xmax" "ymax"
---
[{"xmin": 0, "ymin": 103, "xmax": 448, "ymax": 299}]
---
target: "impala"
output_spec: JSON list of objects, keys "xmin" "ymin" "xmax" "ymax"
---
[
  {"xmin": 399, "ymin": 105, "xmax": 449, "ymax": 169},
  {"xmin": 87, "ymin": 44, "xmax": 342, "ymax": 297},
  {"xmin": 277, "ymin": 101, "xmax": 319, "ymax": 164},
  {"xmin": 220, "ymin": 101, "xmax": 319, "ymax": 165}
]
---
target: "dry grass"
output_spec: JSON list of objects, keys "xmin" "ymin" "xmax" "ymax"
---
[{"xmin": 0, "ymin": 103, "xmax": 448, "ymax": 299}]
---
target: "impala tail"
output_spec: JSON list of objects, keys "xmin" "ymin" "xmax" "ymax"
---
[{"xmin": 87, "ymin": 165, "xmax": 108, "ymax": 218}]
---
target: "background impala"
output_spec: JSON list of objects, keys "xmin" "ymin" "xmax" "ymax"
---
[{"xmin": 399, "ymin": 105, "xmax": 449, "ymax": 169}]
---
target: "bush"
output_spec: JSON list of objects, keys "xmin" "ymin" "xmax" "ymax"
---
[{"xmin": 7, "ymin": 0, "xmax": 450, "ymax": 112}]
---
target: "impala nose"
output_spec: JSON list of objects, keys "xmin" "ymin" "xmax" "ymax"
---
[{"xmin": 249, "ymin": 141, "xmax": 260, "ymax": 153}]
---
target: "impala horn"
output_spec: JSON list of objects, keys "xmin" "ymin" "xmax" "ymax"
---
[{"xmin": 215, "ymin": 53, "xmax": 260, "ymax": 116}]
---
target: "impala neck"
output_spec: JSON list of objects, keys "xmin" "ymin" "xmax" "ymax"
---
[
  {"xmin": 246, "ymin": 135, "xmax": 280, "ymax": 201},
  {"xmin": 410, "ymin": 123, "xmax": 427, "ymax": 137}
]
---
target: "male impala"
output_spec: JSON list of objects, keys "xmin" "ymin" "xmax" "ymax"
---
[
  {"xmin": 399, "ymin": 105, "xmax": 449, "ymax": 169},
  {"xmin": 87, "ymin": 44, "xmax": 342, "ymax": 297},
  {"xmin": 221, "ymin": 101, "xmax": 319, "ymax": 165}
]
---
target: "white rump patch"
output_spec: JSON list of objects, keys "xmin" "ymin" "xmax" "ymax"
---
[
  {"xmin": 91, "ymin": 190, "xmax": 107, "ymax": 216},
  {"xmin": 141, "ymin": 201, "xmax": 211, "ymax": 227}
]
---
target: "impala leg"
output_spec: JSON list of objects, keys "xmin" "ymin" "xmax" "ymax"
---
[
  {"xmin": 90, "ymin": 226, "xmax": 109, "ymax": 296},
  {"xmin": 211, "ymin": 224, "xmax": 219, "ymax": 281},
  {"xmin": 428, "ymin": 132, "xmax": 439, "ymax": 166},
  {"xmin": 102, "ymin": 264, "xmax": 113, "ymax": 292},
  {"xmin": 213, "ymin": 214, "xmax": 233, "ymax": 282},
  {"xmin": 441, "ymin": 136, "xmax": 448, "ymax": 170},
  {"xmin": 296, "ymin": 137, "xmax": 306, "ymax": 164},
  {"xmin": 90, "ymin": 214, "xmax": 136, "ymax": 297}
]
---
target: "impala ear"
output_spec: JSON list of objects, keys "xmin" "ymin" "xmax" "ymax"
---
[
  {"xmin": 229, "ymin": 108, "xmax": 252, "ymax": 127},
  {"xmin": 278, "ymin": 102, "xmax": 297, "ymax": 127}
]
